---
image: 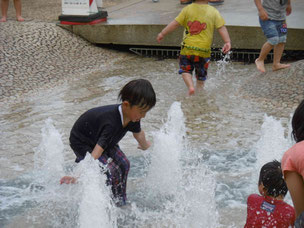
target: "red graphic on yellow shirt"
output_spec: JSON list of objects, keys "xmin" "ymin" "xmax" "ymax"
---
[{"xmin": 187, "ymin": 21, "xmax": 207, "ymax": 35}]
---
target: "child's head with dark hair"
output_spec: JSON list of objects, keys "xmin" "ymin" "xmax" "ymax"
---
[
  {"xmin": 118, "ymin": 79, "xmax": 156, "ymax": 110},
  {"xmin": 292, "ymin": 99, "xmax": 304, "ymax": 143},
  {"xmin": 258, "ymin": 160, "xmax": 288, "ymax": 198}
]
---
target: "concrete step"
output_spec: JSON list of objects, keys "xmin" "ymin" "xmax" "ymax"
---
[{"xmin": 58, "ymin": 0, "xmax": 304, "ymax": 50}]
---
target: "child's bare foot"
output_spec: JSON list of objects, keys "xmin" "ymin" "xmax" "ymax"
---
[
  {"xmin": 0, "ymin": 17, "xmax": 7, "ymax": 22},
  {"xmin": 255, "ymin": 59, "xmax": 266, "ymax": 73},
  {"xmin": 17, "ymin": 16, "xmax": 24, "ymax": 22},
  {"xmin": 272, "ymin": 63, "xmax": 290, "ymax": 71},
  {"xmin": 188, "ymin": 87, "xmax": 195, "ymax": 96}
]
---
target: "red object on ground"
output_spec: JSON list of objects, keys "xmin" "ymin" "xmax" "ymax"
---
[{"xmin": 60, "ymin": 17, "xmax": 107, "ymax": 25}]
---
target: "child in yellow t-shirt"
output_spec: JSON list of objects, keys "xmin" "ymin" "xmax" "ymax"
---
[{"xmin": 157, "ymin": 0, "xmax": 231, "ymax": 95}]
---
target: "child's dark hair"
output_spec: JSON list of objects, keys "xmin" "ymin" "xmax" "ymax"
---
[
  {"xmin": 292, "ymin": 99, "xmax": 304, "ymax": 143},
  {"xmin": 118, "ymin": 79, "xmax": 156, "ymax": 110},
  {"xmin": 258, "ymin": 160, "xmax": 288, "ymax": 198}
]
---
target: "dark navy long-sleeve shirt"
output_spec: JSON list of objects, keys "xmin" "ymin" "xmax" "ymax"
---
[{"xmin": 69, "ymin": 104, "xmax": 141, "ymax": 156}]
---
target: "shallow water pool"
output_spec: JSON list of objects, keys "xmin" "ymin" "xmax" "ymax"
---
[{"xmin": 0, "ymin": 54, "xmax": 298, "ymax": 227}]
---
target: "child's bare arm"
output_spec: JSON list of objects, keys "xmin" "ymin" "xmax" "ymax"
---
[
  {"xmin": 157, "ymin": 20, "xmax": 180, "ymax": 43},
  {"xmin": 217, "ymin": 26, "xmax": 231, "ymax": 54},
  {"xmin": 254, "ymin": 0, "xmax": 268, "ymax": 20},
  {"xmin": 60, "ymin": 144, "xmax": 104, "ymax": 185},
  {"xmin": 285, "ymin": 171, "xmax": 304, "ymax": 217},
  {"xmin": 91, "ymin": 144, "xmax": 104, "ymax": 159},
  {"xmin": 133, "ymin": 130, "xmax": 151, "ymax": 150}
]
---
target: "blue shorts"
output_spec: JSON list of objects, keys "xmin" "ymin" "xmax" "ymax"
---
[
  {"xmin": 178, "ymin": 55, "xmax": 210, "ymax": 81},
  {"xmin": 259, "ymin": 18, "xmax": 287, "ymax": 45}
]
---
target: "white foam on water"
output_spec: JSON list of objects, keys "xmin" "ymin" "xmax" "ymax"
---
[
  {"xmin": 205, "ymin": 51, "xmax": 231, "ymax": 90},
  {"xmin": 1, "ymin": 118, "xmax": 117, "ymax": 228},
  {"xmin": 254, "ymin": 114, "xmax": 291, "ymax": 173},
  {"xmin": 5, "ymin": 106, "xmax": 296, "ymax": 228},
  {"xmin": 34, "ymin": 118, "xmax": 65, "ymax": 175},
  {"xmin": 32, "ymin": 119, "xmax": 116, "ymax": 227},
  {"xmin": 76, "ymin": 155, "xmax": 117, "ymax": 228},
  {"xmin": 145, "ymin": 101, "xmax": 185, "ymax": 195},
  {"xmin": 138, "ymin": 102, "xmax": 219, "ymax": 228},
  {"xmin": 233, "ymin": 114, "xmax": 293, "ymax": 198}
]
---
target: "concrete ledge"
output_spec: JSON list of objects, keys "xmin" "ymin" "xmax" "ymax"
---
[
  {"xmin": 57, "ymin": 0, "xmax": 304, "ymax": 51},
  {"xmin": 58, "ymin": 23, "xmax": 304, "ymax": 50}
]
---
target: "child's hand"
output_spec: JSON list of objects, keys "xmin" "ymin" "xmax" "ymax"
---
[
  {"xmin": 138, "ymin": 141, "xmax": 151, "ymax": 150},
  {"xmin": 156, "ymin": 33, "xmax": 164, "ymax": 43},
  {"xmin": 259, "ymin": 8, "xmax": 268, "ymax": 20},
  {"xmin": 60, "ymin": 176, "xmax": 77, "ymax": 184},
  {"xmin": 222, "ymin": 42, "xmax": 231, "ymax": 54}
]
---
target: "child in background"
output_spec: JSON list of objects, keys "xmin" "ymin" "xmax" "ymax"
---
[
  {"xmin": 0, "ymin": 0, "xmax": 24, "ymax": 22},
  {"xmin": 254, "ymin": 0, "xmax": 292, "ymax": 73},
  {"xmin": 244, "ymin": 160, "xmax": 295, "ymax": 227},
  {"xmin": 282, "ymin": 99, "xmax": 304, "ymax": 227},
  {"xmin": 156, "ymin": 0, "xmax": 231, "ymax": 95},
  {"xmin": 60, "ymin": 79, "xmax": 156, "ymax": 206}
]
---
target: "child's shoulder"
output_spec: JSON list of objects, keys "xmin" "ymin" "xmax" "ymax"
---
[
  {"xmin": 247, "ymin": 194, "xmax": 263, "ymax": 204},
  {"xmin": 87, "ymin": 104, "xmax": 119, "ymax": 115},
  {"xmin": 248, "ymin": 193, "xmax": 262, "ymax": 200}
]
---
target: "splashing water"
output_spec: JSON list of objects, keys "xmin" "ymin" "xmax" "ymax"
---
[
  {"xmin": 127, "ymin": 101, "xmax": 220, "ymax": 228},
  {"xmin": 242, "ymin": 114, "xmax": 294, "ymax": 206},
  {"xmin": 34, "ymin": 118, "xmax": 65, "ymax": 174},
  {"xmin": 145, "ymin": 101, "xmax": 185, "ymax": 195},
  {"xmin": 2, "ymin": 104, "xmax": 295, "ymax": 228},
  {"xmin": 77, "ymin": 156, "xmax": 117, "ymax": 228},
  {"xmin": 254, "ymin": 114, "xmax": 291, "ymax": 171},
  {"xmin": 0, "ymin": 119, "xmax": 116, "ymax": 228},
  {"xmin": 215, "ymin": 51, "xmax": 231, "ymax": 77}
]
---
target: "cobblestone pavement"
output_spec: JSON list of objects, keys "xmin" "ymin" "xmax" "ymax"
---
[
  {"xmin": 240, "ymin": 60, "xmax": 304, "ymax": 117},
  {"xmin": 0, "ymin": 0, "xmax": 127, "ymax": 104}
]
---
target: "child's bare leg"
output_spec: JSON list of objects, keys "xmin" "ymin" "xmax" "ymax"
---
[
  {"xmin": 272, "ymin": 43, "xmax": 290, "ymax": 71},
  {"xmin": 0, "ymin": 0, "xmax": 9, "ymax": 22},
  {"xmin": 13, "ymin": 0, "xmax": 23, "ymax": 21},
  {"xmin": 196, "ymin": 80, "xmax": 204, "ymax": 92},
  {"xmin": 182, "ymin": 72, "xmax": 195, "ymax": 95},
  {"xmin": 255, "ymin": 42, "xmax": 273, "ymax": 73}
]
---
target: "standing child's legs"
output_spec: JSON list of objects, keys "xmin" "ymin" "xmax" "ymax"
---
[
  {"xmin": 179, "ymin": 55, "xmax": 208, "ymax": 95},
  {"xmin": 257, "ymin": 19, "xmax": 289, "ymax": 73},
  {"xmin": 0, "ymin": 0, "xmax": 9, "ymax": 22},
  {"xmin": 255, "ymin": 42, "xmax": 273, "ymax": 73},
  {"xmin": 13, "ymin": 0, "xmax": 23, "ymax": 21},
  {"xmin": 98, "ymin": 146, "xmax": 130, "ymax": 206},
  {"xmin": 182, "ymin": 72, "xmax": 195, "ymax": 95},
  {"xmin": 272, "ymin": 43, "xmax": 290, "ymax": 71},
  {"xmin": 179, "ymin": 55, "xmax": 195, "ymax": 95},
  {"xmin": 194, "ymin": 57, "xmax": 209, "ymax": 92}
]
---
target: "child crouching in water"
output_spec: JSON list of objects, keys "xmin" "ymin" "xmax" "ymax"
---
[
  {"xmin": 245, "ymin": 160, "xmax": 295, "ymax": 227},
  {"xmin": 60, "ymin": 79, "xmax": 156, "ymax": 206}
]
